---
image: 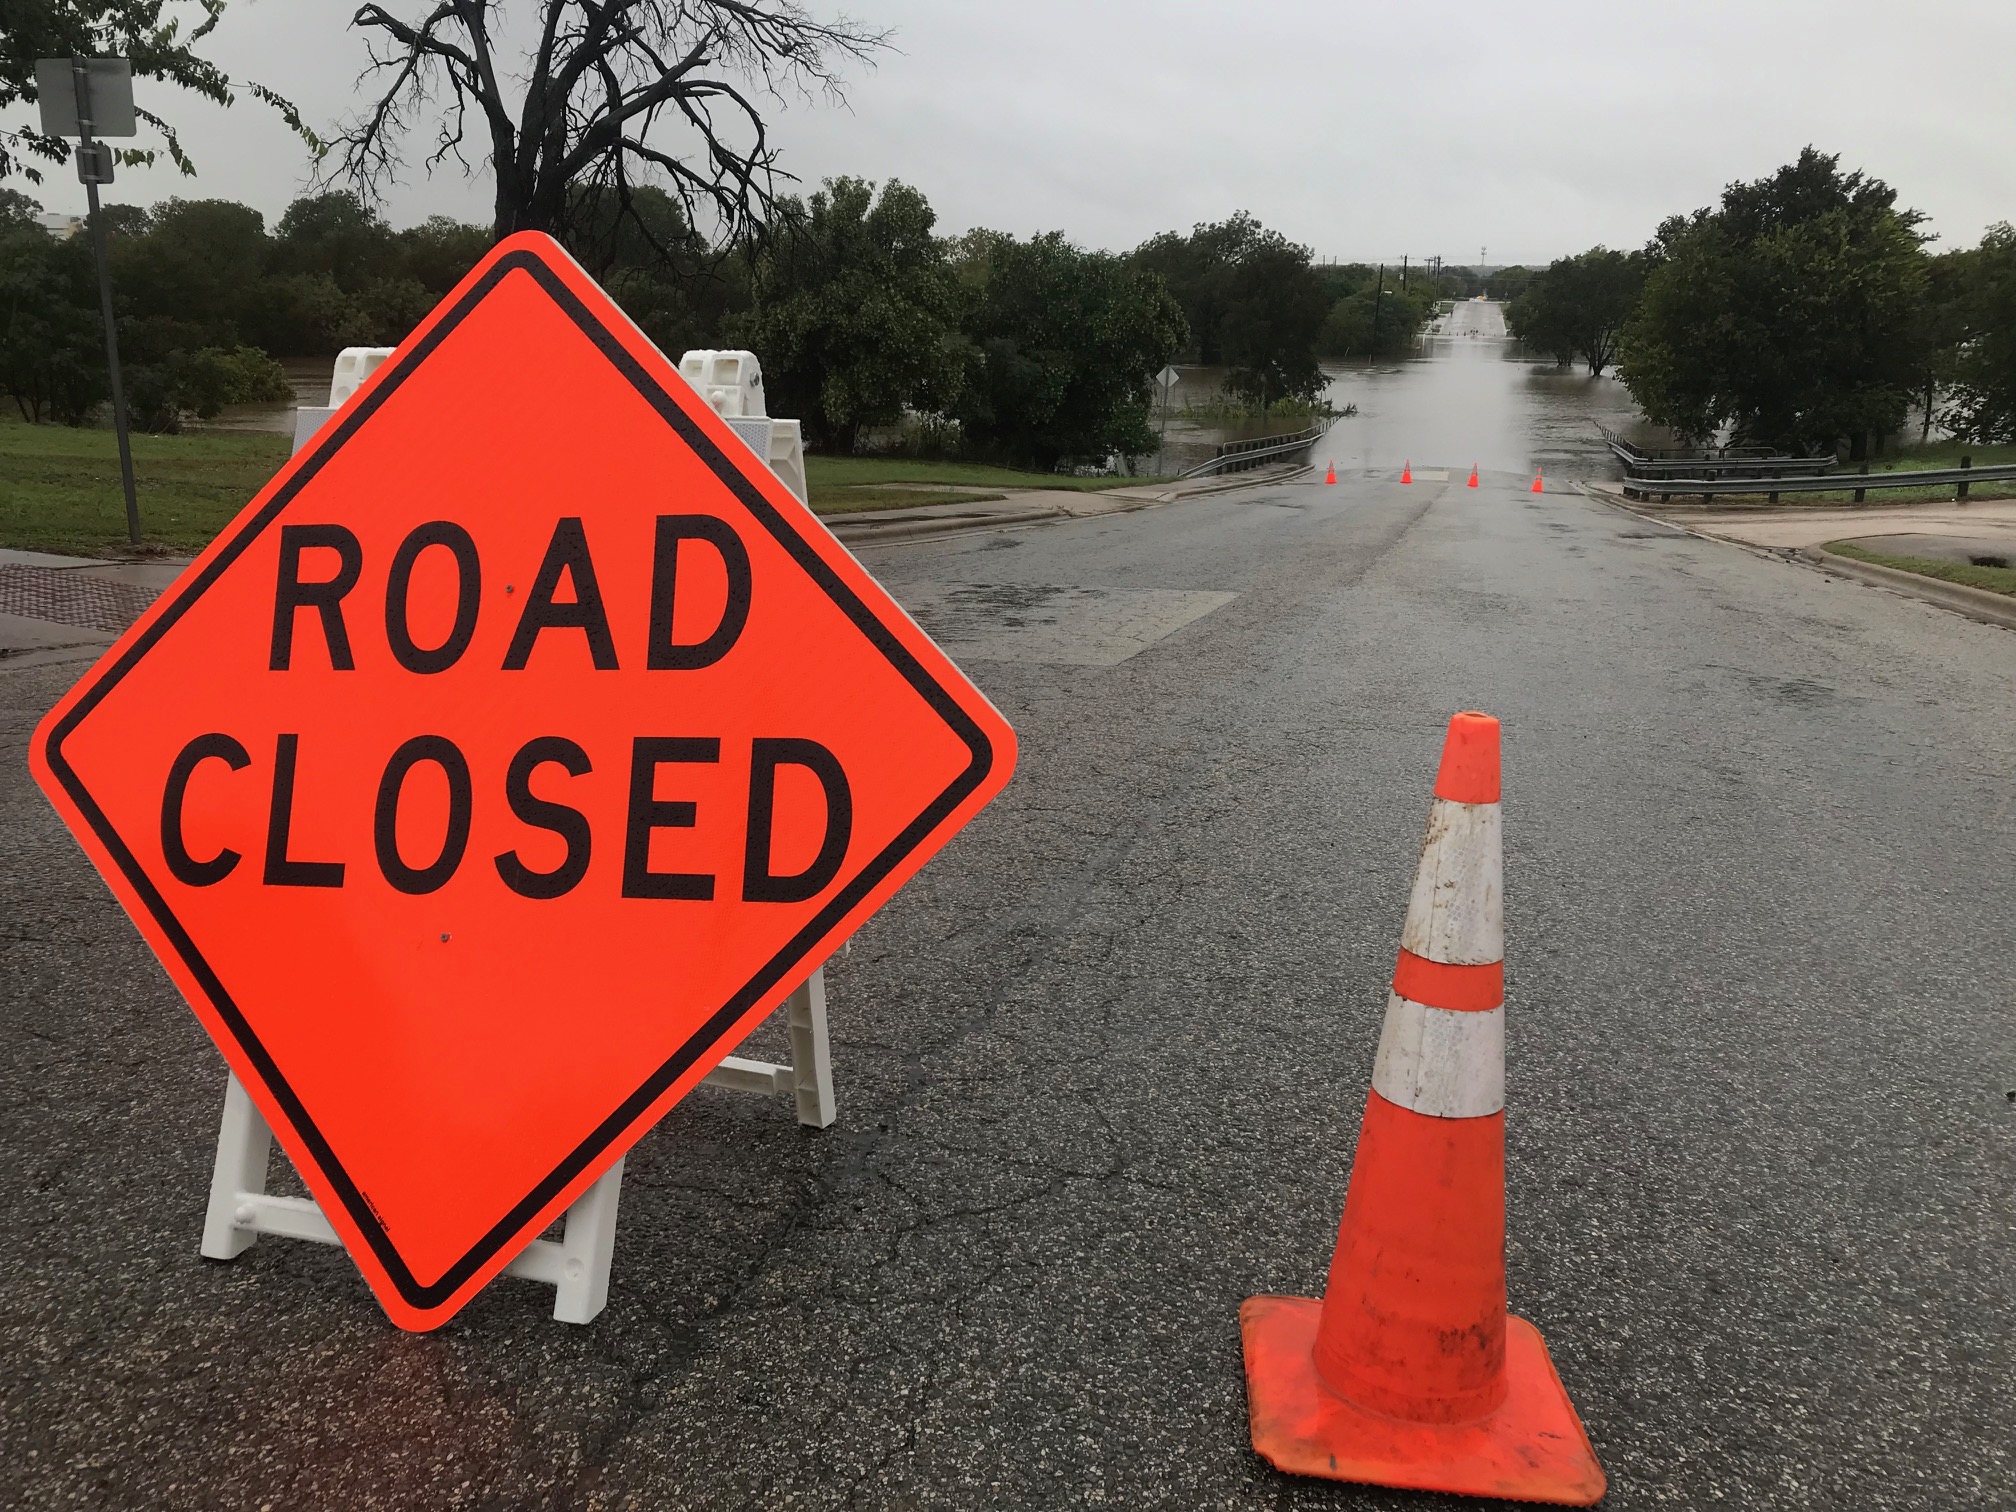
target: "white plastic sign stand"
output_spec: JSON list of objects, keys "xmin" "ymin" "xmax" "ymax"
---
[{"xmin": 198, "ymin": 351, "xmax": 833, "ymax": 1325}]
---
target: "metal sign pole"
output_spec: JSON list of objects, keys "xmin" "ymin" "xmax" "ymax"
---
[{"xmin": 71, "ymin": 59, "xmax": 141, "ymax": 547}]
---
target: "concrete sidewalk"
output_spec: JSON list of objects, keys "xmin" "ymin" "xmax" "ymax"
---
[
  {"xmin": 823, "ymin": 464, "xmax": 1311, "ymax": 546},
  {"xmin": 1581, "ymin": 485, "xmax": 2016, "ymax": 552},
  {"xmin": 0, "ymin": 550, "xmax": 193, "ymax": 670}
]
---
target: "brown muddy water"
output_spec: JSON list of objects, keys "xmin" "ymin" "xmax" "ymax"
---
[{"xmin": 206, "ymin": 303, "xmax": 1660, "ymax": 482}]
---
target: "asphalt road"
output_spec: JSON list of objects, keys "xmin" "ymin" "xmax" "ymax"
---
[{"xmin": 3, "ymin": 467, "xmax": 2013, "ymax": 1510}]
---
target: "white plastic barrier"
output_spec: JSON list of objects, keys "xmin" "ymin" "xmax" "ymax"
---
[{"xmin": 290, "ymin": 345, "xmax": 394, "ymax": 452}]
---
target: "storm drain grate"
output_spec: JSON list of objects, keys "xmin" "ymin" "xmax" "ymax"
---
[{"xmin": 0, "ymin": 566, "xmax": 160, "ymax": 633}]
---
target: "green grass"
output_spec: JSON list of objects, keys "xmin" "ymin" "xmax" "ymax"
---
[
  {"xmin": 0, "ymin": 414, "xmax": 290, "ymax": 556},
  {"xmin": 0, "ymin": 417, "xmax": 1165, "ymax": 553},
  {"xmin": 1825, "ymin": 539, "xmax": 2016, "ymax": 597}
]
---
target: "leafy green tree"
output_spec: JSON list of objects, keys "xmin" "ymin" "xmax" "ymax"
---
[
  {"xmin": 399, "ymin": 215, "xmax": 494, "ymax": 296},
  {"xmin": 1943, "ymin": 223, "xmax": 2016, "ymax": 443},
  {"xmin": 1316, "ymin": 263, "xmax": 1434, "ymax": 359},
  {"xmin": 110, "ymin": 196, "xmax": 268, "ymax": 346},
  {"xmin": 1133, "ymin": 213, "xmax": 1326, "ymax": 403},
  {"xmin": 736, "ymin": 178, "xmax": 961, "ymax": 453},
  {"xmin": 1620, "ymin": 148, "xmax": 1929, "ymax": 455},
  {"xmin": 1, "ymin": 1, "xmax": 314, "ymax": 183},
  {"xmin": 123, "ymin": 342, "xmax": 288, "ymax": 432},
  {"xmin": 952, "ymin": 229, "xmax": 1186, "ymax": 470},
  {"xmin": 271, "ymin": 191, "xmax": 399, "ymax": 290},
  {"xmin": 0, "ymin": 213, "xmax": 105, "ymax": 420},
  {"xmin": 1907, "ymin": 247, "xmax": 1973, "ymax": 440},
  {"xmin": 1505, "ymin": 248, "xmax": 1645, "ymax": 376}
]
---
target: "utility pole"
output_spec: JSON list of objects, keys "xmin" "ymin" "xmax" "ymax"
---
[{"xmin": 1370, "ymin": 264, "xmax": 1385, "ymax": 359}]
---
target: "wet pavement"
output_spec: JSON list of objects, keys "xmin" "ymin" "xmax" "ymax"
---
[{"xmin": 3, "ymin": 346, "xmax": 2012, "ymax": 1512}]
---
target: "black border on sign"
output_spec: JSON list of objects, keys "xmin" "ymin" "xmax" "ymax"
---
[{"xmin": 39, "ymin": 250, "xmax": 996, "ymax": 1312}]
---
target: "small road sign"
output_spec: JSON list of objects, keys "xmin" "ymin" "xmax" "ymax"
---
[
  {"xmin": 31, "ymin": 234, "xmax": 1017, "ymax": 1330},
  {"xmin": 1157, "ymin": 365, "xmax": 1182, "ymax": 390},
  {"xmin": 34, "ymin": 57, "xmax": 136, "ymax": 138}
]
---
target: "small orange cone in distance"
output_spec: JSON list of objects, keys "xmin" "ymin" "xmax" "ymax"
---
[
  {"xmin": 1467, "ymin": 465, "xmax": 1480, "ymax": 488},
  {"xmin": 1531, "ymin": 467, "xmax": 1545, "ymax": 493},
  {"xmin": 1240, "ymin": 713, "xmax": 1605, "ymax": 1506},
  {"xmin": 1325, "ymin": 460, "xmax": 1336, "ymax": 485},
  {"xmin": 1401, "ymin": 460, "xmax": 1413, "ymax": 484}
]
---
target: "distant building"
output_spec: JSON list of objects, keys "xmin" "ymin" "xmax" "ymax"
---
[{"xmin": 39, "ymin": 212, "xmax": 84, "ymax": 239}]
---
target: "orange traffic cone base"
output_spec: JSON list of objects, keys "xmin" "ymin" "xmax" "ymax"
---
[{"xmin": 1241, "ymin": 1298, "xmax": 1606, "ymax": 1506}]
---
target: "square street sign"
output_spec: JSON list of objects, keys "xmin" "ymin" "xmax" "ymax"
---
[
  {"xmin": 34, "ymin": 57, "xmax": 137, "ymax": 137},
  {"xmin": 31, "ymin": 234, "xmax": 1017, "ymax": 1330}
]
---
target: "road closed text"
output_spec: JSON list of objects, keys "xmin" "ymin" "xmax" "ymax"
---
[{"xmin": 156, "ymin": 512, "xmax": 853, "ymax": 903}]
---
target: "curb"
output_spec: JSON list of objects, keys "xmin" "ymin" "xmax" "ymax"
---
[
  {"xmin": 1577, "ymin": 483, "xmax": 2016, "ymax": 633},
  {"xmin": 1798, "ymin": 545, "xmax": 2016, "ymax": 631},
  {"xmin": 824, "ymin": 463, "xmax": 1314, "ymax": 548}
]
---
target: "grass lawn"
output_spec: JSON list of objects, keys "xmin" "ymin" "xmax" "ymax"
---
[
  {"xmin": 0, "ymin": 419, "xmax": 1162, "ymax": 555},
  {"xmin": 1825, "ymin": 539, "xmax": 2016, "ymax": 597},
  {"xmin": 0, "ymin": 415, "xmax": 290, "ymax": 557}
]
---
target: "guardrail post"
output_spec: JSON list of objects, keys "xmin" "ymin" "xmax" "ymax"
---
[
  {"xmin": 1854, "ymin": 461, "xmax": 1868, "ymax": 504},
  {"xmin": 1958, "ymin": 454, "xmax": 1971, "ymax": 502}
]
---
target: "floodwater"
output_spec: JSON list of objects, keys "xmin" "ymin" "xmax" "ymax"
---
[
  {"xmin": 207, "ymin": 303, "xmax": 1659, "ymax": 482},
  {"xmin": 1159, "ymin": 299, "xmax": 1658, "ymax": 481},
  {"xmin": 1316, "ymin": 299, "xmax": 1655, "ymax": 481}
]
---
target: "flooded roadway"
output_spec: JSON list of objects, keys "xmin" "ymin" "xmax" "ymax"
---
[{"xmin": 1317, "ymin": 299, "xmax": 1654, "ymax": 481}]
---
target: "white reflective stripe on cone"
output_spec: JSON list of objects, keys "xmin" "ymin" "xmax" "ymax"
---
[
  {"xmin": 1370, "ymin": 993, "xmax": 1505, "ymax": 1119},
  {"xmin": 1399, "ymin": 799, "xmax": 1503, "ymax": 966}
]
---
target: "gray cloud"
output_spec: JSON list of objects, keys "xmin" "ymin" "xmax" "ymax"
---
[{"xmin": 19, "ymin": 0, "xmax": 2016, "ymax": 259}]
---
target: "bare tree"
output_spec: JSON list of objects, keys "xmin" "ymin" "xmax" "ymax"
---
[{"xmin": 334, "ymin": 1, "xmax": 886, "ymax": 267}]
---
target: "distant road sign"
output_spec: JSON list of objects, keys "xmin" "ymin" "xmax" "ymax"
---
[
  {"xmin": 31, "ymin": 233, "xmax": 1017, "ymax": 1330},
  {"xmin": 1157, "ymin": 365, "xmax": 1182, "ymax": 390},
  {"xmin": 34, "ymin": 58, "xmax": 136, "ymax": 137}
]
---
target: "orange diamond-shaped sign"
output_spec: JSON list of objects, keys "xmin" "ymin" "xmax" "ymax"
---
[{"xmin": 30, "ymin": 234, "xmax": 1015, "ymax": 1330}]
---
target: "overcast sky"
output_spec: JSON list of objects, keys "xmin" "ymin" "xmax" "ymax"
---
[{"xmin": 22, "ymin": 0, "xmax": 2016, "ymax": 263}]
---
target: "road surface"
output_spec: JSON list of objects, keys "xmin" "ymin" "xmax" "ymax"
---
[{"xmin": 3, "ymin": 465, "xmax": 2012, "ymax": 1509}]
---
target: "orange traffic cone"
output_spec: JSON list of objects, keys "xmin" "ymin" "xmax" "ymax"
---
[
  {"xmin": 1530, "ymin": 468, "xmax": 1544, "ymax": 494},
  {"xmin": 1400, "ymin": 460, "xmax": 1413, "ymax": 485},
  {"xmin": 1467, "ymin": 465, "xmax": 1480, "ymax": 488},
  {"xmin": 1325, "ymin": 460, "xmax": 1337, "ymax": 485},
  {"xmin": 1240, "ymin": 713, "xmax": 1605, "ymax": 1506}
]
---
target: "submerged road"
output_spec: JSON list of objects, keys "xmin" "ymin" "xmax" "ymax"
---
[{"xmin": 3, "ymin": 465, "xmax": 2013, "ymax": 1509}]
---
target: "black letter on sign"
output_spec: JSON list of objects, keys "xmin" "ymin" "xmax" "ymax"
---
[
  {"xmin": 495, "ymin": 737, "xmax": 593, "ymax": 900},
  {"xmin": 648, "ymin": 515, "xmax": 752, "ymax": 670},
  {"xmin": 271, "ymin": 524, "xmax": 363, "ymax": 671},
  {"xmin": 501, "ymin": 517, "xmax": 618, "ymax": 671},
  {"xmin": 374, "ymin": 736, "xmax": 473, "ymax": 895},
  {"xmin": 161, "ymin": 733, "xmax": 250, "ymax": 886},
  {"xmin": 743, "ymin": 738, "xmax": 853, "ymax": 903},
  {"xmin": 621, "ymin": 737, "xmax": 719, "ymax": 900},
  {"xmin": 385, "ymin": 521, "xmax": 481, "ymax": 673},
  {"xmin": 263, "ymin": 734, "xmax": 345, "ymax": 887}
]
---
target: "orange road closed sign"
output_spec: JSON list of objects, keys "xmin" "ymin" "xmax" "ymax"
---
[{"xmin": 30, "ymin": 234, "xmax": 1016, "ymax": 1331}]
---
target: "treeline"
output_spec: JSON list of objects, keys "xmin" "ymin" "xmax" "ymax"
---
[
  {"xmin": 1504, "ymin": 148, "xmax": 2016, "ymax": 455},
  {"xmin": 2, "ymin": 176, "xmax": 1459, "ymax": 465},
  {"xmin": 0, "ymin": 188, "xmax": 491, "ymax": 430}
]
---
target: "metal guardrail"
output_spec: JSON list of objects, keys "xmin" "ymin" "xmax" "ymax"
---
[
  {"xmin": 1597, "ymin": 424, "xmax": 1837, "ymax": 478},
  {"xmin": 1180, "ymin": 420, "xmax": 1329, "ymax": 479},
  {"xmin": 1621, "ymin": 462, "xmax": 2016, "ymax": 502}
]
